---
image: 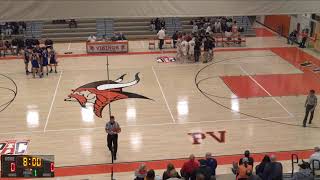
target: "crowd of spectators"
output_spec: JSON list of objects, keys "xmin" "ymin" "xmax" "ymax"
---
[
  {"xmin": 132, "ymin": 147, "xmax": 320, "ymax": 180},
  {"xmin": 0, "ymin": 22, "xmax": 26, "ymax": 38},
  {"xmin": 151, "ymin": 18, "xmax": 166, "ymax": 32},
  {"xmin": 52, "ymin": 19, "xmax": 77, "ymax": 28},
  {"xmin": 191, "ymin": 17, "xmax": 244, "ymax": 35}
]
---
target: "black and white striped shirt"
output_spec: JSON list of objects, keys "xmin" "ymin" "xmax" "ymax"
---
[
  {"xmin": 105, "ymin": 121, "xmax": 120, "ymax": 135},
  {"xmin": 306, "ymin": 95, "xmax": 317, "ymax": 106}
]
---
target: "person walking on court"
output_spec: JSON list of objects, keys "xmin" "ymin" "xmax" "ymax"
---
[
  {"xmin": 105, "ymin": 115, "xmax": 121, "ymax": 160},
  {"xmin": 303, "ymin": 90, "xmax": 317, "ymax": 127}
]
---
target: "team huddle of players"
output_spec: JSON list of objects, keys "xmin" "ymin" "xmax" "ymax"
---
[
  {"xmin": 23, "ymin": 45, "xmax": 58, "ymax": 78},
  {"xmin": 176, "ymin": 32, "xmax": 215, "ymax": 64}
]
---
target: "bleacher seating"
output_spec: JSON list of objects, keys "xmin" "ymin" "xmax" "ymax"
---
[
  {"xmin": 96, "ymin": 18, "xmax": 114, "ymax": 39},
  {"xmin": 113, "ymin": 18, "xmax": 155, "ymax": 40},
  {"xmin": 180, "ymin": 16, "xmax": 256, "ymax": 37},
  {"xmin": 25, "ymin": 21, "xmax": 43, "ymax": 39},
  {"xmin": 41, "ymin": 19, "xmax": 97, "ymax": 42}
]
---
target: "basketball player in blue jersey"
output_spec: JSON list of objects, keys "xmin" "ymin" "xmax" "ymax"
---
[
  {"xmin": 31, "ymin": 51, "xmax": 40, "ymax": 78},
  {"xmin": 23, "ymin": 48, "xmax": 32, "ymax": 75},
  {"xmin": 41, "ymin": 47, "xmax": 49, "ymax": 76},
  {"xmin": 49, "ymin": 47, "xmax": 58, "ymax": 73},
  {"xmin": 34, "ymin": 45, "xmax": 43, "ymax": 78}
]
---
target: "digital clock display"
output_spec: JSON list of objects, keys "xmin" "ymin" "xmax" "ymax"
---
[
  {"xmin": 19, "ymin": 156, "xmax": 42, "ymax": 168},
  {"xmin": 1, "ymin": 155, "xmax": 54, "ymax": 178}
]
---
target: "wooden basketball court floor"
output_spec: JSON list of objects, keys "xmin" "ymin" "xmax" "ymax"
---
[{"xmin": 1, "ymin": 28, "xmax": 320, "ymax": 179}]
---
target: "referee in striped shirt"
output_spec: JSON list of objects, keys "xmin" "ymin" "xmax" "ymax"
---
[
  {"xmin": 303, "ymin": 90, "xmax": 317, "ymax": 127},
  {"xmin": 105, "ymin": 116, "xmax": 121, "ymax": 160}
]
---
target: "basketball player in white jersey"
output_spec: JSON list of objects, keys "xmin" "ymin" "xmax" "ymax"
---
[
  {"xmin": 188, "ymin": 38, "xmax": 195, "ymax": 63},
  {"xmin": 181, "ymin": 38, "xmax": 188, "ymax": 64},
  {"xmin": 175, "ymin": 35, "xmax": 182, "ymax": 63}
]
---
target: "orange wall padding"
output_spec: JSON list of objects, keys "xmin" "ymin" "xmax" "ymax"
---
[{"xmin": 264, "ymin": 15, "xmax": 291, "ymax": 37}]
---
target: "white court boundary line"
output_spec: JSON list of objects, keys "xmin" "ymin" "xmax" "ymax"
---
[
  {"xmin": 152, "ymin": 66, "xmax": 176, "ymax": 123},
  {"xmin": 238, "ymin": 65, "xmax": 294, "ymax": 117},
  {"xmin": 0, "ymin": 115, "xmax": 294, "ymax": 135},
  {"xmin": 43, "ymin": 71, "xmax": 63, "ymax": 132}
]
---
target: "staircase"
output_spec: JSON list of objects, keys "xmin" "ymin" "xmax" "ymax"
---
[
  {"xmin": 113, "ymin": 18, "xmax": 156, "ymax": 40},
  {"xmin": 41, "ymin": 19, "xmax": 96, "ymax": 42},
  {"xmin": 180, "ymin": 17, "xmax": 193, "ymax": 33},
  {"xmin": 164, "ymin": 17, "xmax": 182, "ymax": 36},
  {"xmin": 96, "ymin": 18, "xmax": 114, "ymax": 39},
  {"xmin": 25, "ymin": 21, "xmax": 43, "ymax": 39}
]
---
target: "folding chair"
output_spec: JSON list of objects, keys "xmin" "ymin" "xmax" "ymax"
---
[
  {"xmin": 164, "ymin": 38, "xmax": 173, "ymax": 48},
  {"xmin": 148, "ymin": 38, "xmax": 156, "ymax": 50}
]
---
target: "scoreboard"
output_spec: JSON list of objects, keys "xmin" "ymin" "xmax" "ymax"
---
[{"xmin": 1, "ymin": 155, "xmax": 54, "ymax": 178}]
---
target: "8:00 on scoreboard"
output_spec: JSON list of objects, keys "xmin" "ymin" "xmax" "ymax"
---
[{"xmin": 1, "ymin": 155, "xmax": 54, "ymax": 178}]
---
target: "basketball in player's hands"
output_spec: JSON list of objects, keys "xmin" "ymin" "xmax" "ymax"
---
[{"xmin": 112, "ymin": 127, "xmax": 121, "ymax": 133}]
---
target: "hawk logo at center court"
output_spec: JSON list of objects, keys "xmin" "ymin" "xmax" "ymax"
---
[{"xmin": 65, "ymin": 73, "xmax": 151, "ymax": 118}]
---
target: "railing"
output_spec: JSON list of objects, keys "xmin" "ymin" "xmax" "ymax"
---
[{"xmin": 291, "ymin": 154, "xmax": 299, "ymax": 177}]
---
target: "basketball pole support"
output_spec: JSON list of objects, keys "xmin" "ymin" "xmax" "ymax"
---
[{"xmin": 106, "ymin": 55, "xmax": 115, "ymax": 180}]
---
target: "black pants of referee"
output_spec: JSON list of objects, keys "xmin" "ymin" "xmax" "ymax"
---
[
  {"xmin": 107, "ymin": 134, "xmax": 118, "ymax": 157},
  {"xmin": 303, "ymin": 105, "xmax": 315, "ymax": 127}
]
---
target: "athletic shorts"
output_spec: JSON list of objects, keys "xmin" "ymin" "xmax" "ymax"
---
[
  {"xmin": 42, "ymin": 59, "xmax": 48, "ymax": 66},
  {"xmin": 50, "ymin": 58, "xmax": 57, "ymax": 64},
  {"xmin": 31, "ymin": 60, "xmax": 39, "ymax": 68}
]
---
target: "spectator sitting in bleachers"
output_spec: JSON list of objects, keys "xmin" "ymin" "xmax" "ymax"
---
[
  {"xmin": 239, "ymin": 150, "xmax": 254, "ymax": 166},
  {"xmin": 69, "ymin": 19, "xmax": 77, "ymax": 28},
  {"xmin": 160, "ymin": 18, "xmax": 166, "ymax": 28},
  {"xmin": 135, "ymin": 163, "xmax": 148, "ymax": 180},
  {"xmin": 181, "ymin": 154, "xmax": 199, "ymax": 180},
  {"xmin": 262, "ymin": 154, "xmax": 283, "ymax": 180},
  {"xmin": 155, "ymin": 18, "xmax": 161, "ymax": 32},
  {"xmin": 195, "ymin": 159, "xmax": 213, "ymax": 180},
  {"xmin": 162, "ymin": 163, "xmax": 181, "ymax": 180},
  {"xmin": 150, "ymin": 19, "xmax": 155, "ymax": 31},
  {"xmin": 309, "ymin": 146, "xmax": 320, "ymax": 169},
  {"xmin": 203, "ymin": 152, "xmax": 217, "ymax": 177},
  {"xmin": 255, "ymin": 155, "xmax": 270, "ymax": 179},
  {"xmin": 237, "ymin": 157, "xmax": 253, "ymax": 180},
  {"xmin": 146, "ymin": 169, "xmax": 161, "ymax": 180},
  {"xmin": 5, "ymin": 23, "xmax": 13, "ymax": 37},
  {"xmin": 292, "ymin": 161, "xmax": 313, "ymax": 180}
]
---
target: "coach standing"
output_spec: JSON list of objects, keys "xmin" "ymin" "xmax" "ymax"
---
[
  {"xmin": 105, "ymin": 115, "xmax": 121, "ymax": 160},
  {"xmin": 303, "ymin": 90, "xmax": 317, "ymax": 127},
  {"xmin": 157, "ymin": 27, "xmax": 165, "ymax": 50}
]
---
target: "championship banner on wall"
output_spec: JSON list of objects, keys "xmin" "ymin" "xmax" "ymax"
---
[{"xmin": 86, "ymin": 41, "xmax": 129, "ymax": 53}]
